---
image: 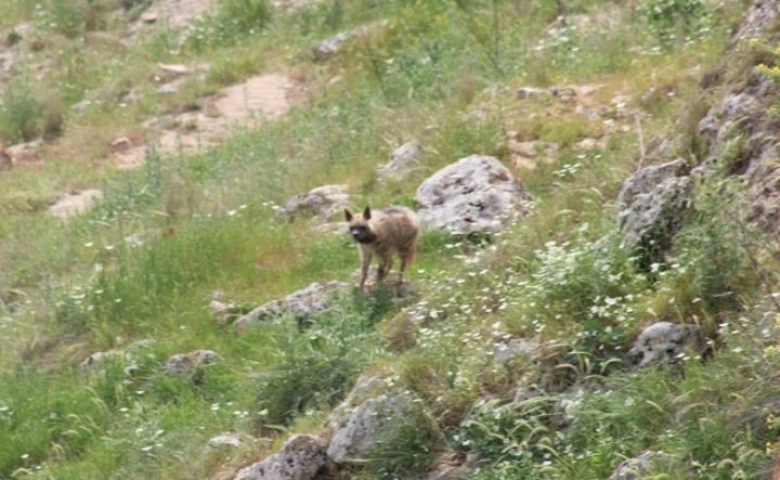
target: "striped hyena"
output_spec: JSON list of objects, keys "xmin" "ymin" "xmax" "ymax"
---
[{"xmin": 344, "ymin": 206, "xmax": 420, "ymax": 290}]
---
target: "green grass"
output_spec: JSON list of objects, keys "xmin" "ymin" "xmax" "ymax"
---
[{"xmin": 0, "ymin": 0, "xmax": 776, "ymax": 478}]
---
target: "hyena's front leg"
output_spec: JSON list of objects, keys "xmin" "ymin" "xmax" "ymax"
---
[
  {"xmin": 359, "ymin": 249, "xmax": 373, "ymax": 289},
  {"xmin": 377, "ymin": 254, "xmax": 393, "ymax": 285}
]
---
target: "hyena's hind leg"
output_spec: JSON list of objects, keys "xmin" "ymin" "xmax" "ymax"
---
[{"xmin": 398, "ymin": 244, "xmax": 416, "ymax": 284}]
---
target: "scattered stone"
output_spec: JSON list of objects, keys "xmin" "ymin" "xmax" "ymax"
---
[
  {"xmin": 157, "ymin": 63, "xmax": 190, "ymax": 78},
  {"xmin": 50, "ymin": 189, "xmax": 104, "ymax": 220},
  {"xmin": 207, "ymin": 433, "xmax": 244, "ymax": 451},
  {"xmin": 506, "ymin": 135, "xmax": 558, "ymax": 170},
  {"xmin": 516, "ymin": 87, "xmax": 553, "ymax": 99},
  {"xmin": 415, "ymin": 155, "xmax": 533, "ymax": 234},
  {"xmin": 617, "ymin": 160, "xmax": 691, "ymax": 268},
  {"xmin": 79, "ymin": 349, "xmax": 125, "ymax": 371},
  {"xmin": 492, "ymin": 336, "xmax": 541, "ymax": 370},
  {"xmin": 327, "ymin": 389, "xmax": 425, "ymax": 464},
  {"xmin": 141, "ymin": 11, "xmax": 159, "ymax": 23},
  {"xmin": 313, "ymin": 32, "xmax": 353, "ymax": 61},
  {"xmin": 111, "ymin": 137, "xmax": 133, "ymax": 153},
  {"xmin": 164, "ymin": 349, "xmax": 222, "ymax": 376},
  {"xmin": 234, "ymin": 434, "xmax": 327, "ymax": 480},
  {"xmin": 376, "ymin": 141, "xmax": 423, "ymax": 180},
  {"xmin": 234, "ymin": 281, "xmax": 348, "ymax": 331},
  {"xmin": 6, "ymin": 141, "xmax": 42, "ymax": 165},
  {"xmin": 608, "ymin": 451, "xmax": 673, "ymax": 480},
  {"xmin": 628, "ymin": 322, "xmax": 707, "ymax": 368},
  {"xmin": 278, "ymin": 184, "xmax": 351, "ymax": 223}
]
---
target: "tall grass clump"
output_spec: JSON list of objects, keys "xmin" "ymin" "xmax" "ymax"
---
[
  {"xmin": 188, "ymin": 0, "xmax": 273, "ymax": 51},
  {"xmin": 254, "ymin": 296, "xmax": 387, "ymax": 427}
]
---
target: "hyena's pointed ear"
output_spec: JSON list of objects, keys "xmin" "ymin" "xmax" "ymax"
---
[
  {"xmin": 363, "ymin": 206, "xmax": 371, "ymax": 220},
  {"xmin": 344, "ymin": 209, "xmax": 353, "ymax": 222}
]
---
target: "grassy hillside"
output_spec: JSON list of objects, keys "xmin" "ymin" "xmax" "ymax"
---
[{"xmin": 3, "ymin": 0, "xmax": 780, "ymax": 478}]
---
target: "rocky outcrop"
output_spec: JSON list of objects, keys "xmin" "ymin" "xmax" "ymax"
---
[
  {"xmin": 628, "ymin": 322, "xmax": 707, "ymax": 367},
  {"xmin": 415, "ymin": 155, "xmax": 533, "ymax": 235},
  {"xmin": 234, "ymin": 434, "xmax": 327, "ymax": 480},
  {"xmin": 617, "ymin": 160, "xmax": 691, "ymax": 269},
  {"xmin": 693, "ymin": 0, "xmax": 780, "ymax": 233},
  {"xmin": 234, "ymin": 281, "xmax": 348, "ymax": 331}
]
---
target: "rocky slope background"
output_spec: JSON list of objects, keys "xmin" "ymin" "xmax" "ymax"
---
[{"xmin": 3, "ymin": 0, "xmax": 780, "ymax": 478}]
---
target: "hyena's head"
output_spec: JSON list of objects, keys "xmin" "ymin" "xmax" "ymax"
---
[{"xmin": 344, "ymin": 206, "xmax": 377, "ymax": 244}]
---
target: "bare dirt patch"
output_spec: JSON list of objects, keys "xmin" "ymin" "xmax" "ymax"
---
[{"xmin": 116, "ymin": 73, "xmax": 297, "ymax": 168}]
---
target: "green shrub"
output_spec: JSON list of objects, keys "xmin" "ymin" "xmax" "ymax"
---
[{"xmin": 188, "ymin": 0, "xmax": 273, "ymax": 51}]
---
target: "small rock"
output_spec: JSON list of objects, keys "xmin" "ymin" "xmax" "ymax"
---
[
  {"xmin": 111, "ymin": 137, "xmax": 133, "ymax": 153},
  {"xmin": 141, "ymin": 11, "xmax": 158, "ymax": 23},
  {"xmin": 376, "ymin": 141, "xmax": 423, "ymax": 180},
  {"xmin": 6, "ymin": 141, "xmax": 42, "ymax": 165},
  {"xmin": 278, "ymin": 184, "xmax": 351, "ymax": 223},
  {"xmin": 312, "ymin": 32, "xmax": 352, "ymax": 61},
  {"xmin": 608, "ymin": 451, "xmax": 673, "ymax": 480},
  {"xmin": 234, "ymin": 281, "xmax": 348, "ymax": 331},
  {"xmin": 207, "ymin": 433, "xmax": 244, "ymax": 450},
  {"xmin": 629, "ymin": 322, "xmax": 707, "ymax": 367},
  {"xmin": 79, "ymin": 349, "xmax": 124, "ymax": 371},
  {"xmin": 164, "ymin": 349, "xmax": 221, "ymax": 376},
  {"xmin": 50, "ymin": 189, "xmax": 104, "ymax": 220}
]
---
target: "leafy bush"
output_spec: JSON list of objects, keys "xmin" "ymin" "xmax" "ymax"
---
[
  {"xmin": 366, "ymin": 402, "xmax": 441, "ymax": 480},
  {"xmin": 0, "ymin": 78, "xmax": 44, "ymax": 143},
  {"xmin": 254, "ymin": 299, "xmax": 383, "ymax": 427},
  {"xmin": 640, "ymin": 0, "xmax": 714, "ymax": 48}
]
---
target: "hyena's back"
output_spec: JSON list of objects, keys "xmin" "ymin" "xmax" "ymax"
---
[{"xmin": 370, "ymin": 207, "xmax": 420, "ymax": 254}]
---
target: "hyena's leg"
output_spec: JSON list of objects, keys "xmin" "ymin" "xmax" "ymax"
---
[
  {"xmin": 398, "ymin": 245, "xmax": 416, "ymax": 284},
  {"xmin": 360, "ymin": 250, "xmax": 373, "ymax": 289},
  {"xmin": 377, "ymin": 254, "xmax": 393, "ymax": 285}
]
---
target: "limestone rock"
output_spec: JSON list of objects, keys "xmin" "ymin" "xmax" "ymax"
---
[
  {"xmin": 415, "ymin": 155, "xmax": 533, "ymax": 235},
  {"xmin": 278, "ymin": 184, "xmax": 351, "ymax": 223},
  {"xmin": 327, "ymin": 389, "xmax": 424, "ymax": 464},
  {"xmin": 206, "ymin": 433, "xmax": 244, "ymax": 451},
  {"xmin": 608, "ymin": 451, "xmax": 673, "ymax": 480},
  {"xmin": 164, "ymin": 349, "xmax": 221, "ymax": 376},
  {"xmin": 617, "ymin": 160, "xmax": 691, "ymax": 268},
  {"xmin": 376, "ymin": 141, "xmax": 423, "ymax": 180},
  {"xmin": 234, "ymin": 434, "xmax": 327, "ymax": 480},
  {"xmin": 50, "ymin": 189, "xmax": 104, "ymax": 219},
  {"xmin": 234, "ymin": 281, "xmax": 348, "ymax": 331},
  {"xmin": 629, "ymin": 322, "xmax": 707, "ymax": 367},
  {"xmin": 312, "ymin": 32, "xmax": 352, "ymax": 61}
]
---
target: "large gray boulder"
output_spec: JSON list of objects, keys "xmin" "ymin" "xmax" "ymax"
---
[
  {"xmin": 617, "ymin": 160, "xmax": 691, "ymax": 268},
  {"xmin": 234, "ymin": 434, "xmax": 327, "ymax": 480},
  {"xmin": 327, "ymin": 388, "xmax": 424, "ymax": 464},
  {"xmin": 234, "ymin": 281, "xmax": 348, "ymax": 331},
  {"xmin": 415, "ymin": 155, "xmax": 533, "ymax": 235}
]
